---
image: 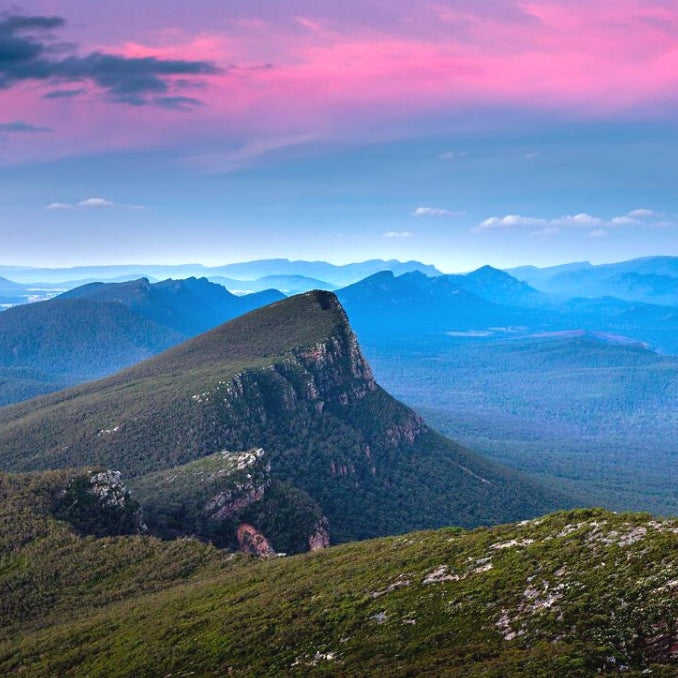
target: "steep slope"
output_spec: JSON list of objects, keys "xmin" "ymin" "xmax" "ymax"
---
[
  {"xmin": 1, "ymin": 482, "xmax": 677, "ymax": 676},
  {"xmin": 59, "ymin": 276, "xmax": 285, "ymax": 336},
  {"xmin": 0, "ymin": 291, "xmax": 571, "ymax": 542},
  {"xmin": 0, "ymin": 298, "xmax": 183, "ymax": 379}
]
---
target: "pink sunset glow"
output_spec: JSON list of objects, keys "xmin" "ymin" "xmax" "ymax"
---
[{"xmin": 2, "ymin": 0, "xmax": 678, "ymax": 162}]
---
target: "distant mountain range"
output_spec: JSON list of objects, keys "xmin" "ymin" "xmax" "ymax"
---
[
  {"xmin": 0, "ymin": 258, "xmax": 440, "ymax": 286},
  {"xmin": 0, "ymin": 291, "xmax": 571, "ymax": 544},
  {"xmin": 208, "ymin": 274, "xmax": 336, "ymax": 295},
  {"xmin": 508, "ymin": 255, "xmax": 678, "ymax": 306}
]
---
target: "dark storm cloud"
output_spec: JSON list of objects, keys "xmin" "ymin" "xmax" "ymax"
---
[{"xmin": 0, "ymin": 12, "xmax": 220, "ymax": 106}]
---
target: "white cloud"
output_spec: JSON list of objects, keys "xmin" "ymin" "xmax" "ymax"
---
[
  {"xmin": 610, "ymin": 216, "xmax": 638, "ymax": 226},
  {"xmin": 551, "ymin": 213, "xmax": 603, "ymax": 228},
  {"xmin": 78, "ymin": 197, "xmax": 115, "ymax": 208},
  {"xmin": 439, "ymin": 151, "xmax": 467, "ymax": 159},
  {"xmin": 412, "ymin": 206, "xmax": 464, "ymax": 217},
  {"xmin": 475, "ymin": 208, "xmax": 668, "ymax": 236},
  {"xmin": 524, "ymin": 151, "xmax": 540, "ymax": 159},
  {"xmin": 627, "ymin": 208, "xmax": 660, "ymax": 219},
  {"xmin": 45, "ymin": 197, "xmax": 144, "ymax": 210},
  {"xmin": 383, "ymin": 230, "xmax": 414, "ymax": 239},
  {"xmin": 477, "ymin": 214, "xmax": 547, "ymax": 230}
]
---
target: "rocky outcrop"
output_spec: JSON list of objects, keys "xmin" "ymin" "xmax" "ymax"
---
[
  {"xmin": 56, "ymin": 469, "xmax": 145, "ymax": 537},
  {"xmin": 236, "ymin": 523, "xmax": 276, "ymax": 557},
  {"xmin": 308, "ymin": 518, "xmax": 330, "ymax": 551},
  {"xmin": 203, "ymin": 449, "xmax": 271, "ymax": 520}
]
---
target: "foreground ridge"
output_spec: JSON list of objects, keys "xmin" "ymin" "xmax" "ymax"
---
[{"xmin": 1, "ymin": 484, "xmax": 677, "ymax": 676}]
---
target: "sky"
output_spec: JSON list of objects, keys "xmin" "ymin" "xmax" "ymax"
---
[{"xmin": 1, "ymin": 1, "xmax": 677, "ymax": 272}]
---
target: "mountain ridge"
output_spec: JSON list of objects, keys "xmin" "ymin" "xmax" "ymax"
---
[{"xmin": 0, "ymin": 290, "xmax": 572, "ymax": 543}]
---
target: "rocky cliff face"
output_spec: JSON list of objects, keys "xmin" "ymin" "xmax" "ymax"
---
[
  {"xmin": 236, "ymin": 523, "xmax": 276, "ymax": 557},
  {"xmin": 308, "ymin": 518, "xmax": 330, "ymax": 551},
  {"xmin": 203, "ymin": 449, "xmax": 271, "ymax": 520}
]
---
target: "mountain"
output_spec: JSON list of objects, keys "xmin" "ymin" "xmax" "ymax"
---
[
  {"xmin": 0, "ymin": 258, "xmax": 441, "ymax": 286},
  {"xmin": 508, "ymin": 256, "xmax": 678, "ymax": 306},
  {"xmin": 0, "ymin": 298, "xmax": 183, "ymax": 381},
  {"xmin": 0, "ymin": 275, "xmax": 31, "ymax": 307},
  {"xmin": 209, "ymin": 274, "xmax": 336, "ymax": 295},
  {"xmin": 444, "ymin": 265, "xmax": 552, "ymax": 307},
  {"xmin": 209, "ymin": 258, "xmax": 442, "ymax": 286},
  {"xmin": 336, "ymin": 269, "xmax": 543, "ymax": 337},
  {"xmin": 0, "ymin": 278, "xmax": 284, "ymax": 406},
  {"xmin": 1, "ymin": 476, "xmax": 676, "ymax": 676},
  {"xmin": 58, "ymin": 276, "xmax": 285, "ymax": 336},
  {"xmin": 0, "ymin": 291, "xmax": 571, "ymax": 543}
]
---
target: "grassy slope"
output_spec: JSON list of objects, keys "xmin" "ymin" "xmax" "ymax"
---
[{"xmin": 1, "ymin": 472, "xmax": 678, "ymax": 677}]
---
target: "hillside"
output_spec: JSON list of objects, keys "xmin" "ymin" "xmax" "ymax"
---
[
  {"xmin": 58, "ymin": 276, "xmax": 285, "ymax": 336},
  {"xmin": 0, "ymin": 278, "xmax": 285, "ymax": 406},
  {"xmin": 0, "ymin": 291, "xmax": 571, "ymax": 542},
  {"xmin": 1, "ymin": 473, "xmax": 677, "ymax": 676},
  {"xmin": 0, "ymin": 297, "xmax": 183, "ymax": 380}
]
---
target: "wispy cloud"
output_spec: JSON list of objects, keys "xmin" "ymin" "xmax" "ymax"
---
[
  {"xmin": 412, "ymin": 206, "xmax": 465, "ymax": 217},
  {"xmin": 383, "ymin": 230, "xmax": 413, "ymax": 239},
  {"xmin": 439, "ymin": 151, "xmax": 467, "ymax": 160},
  {"xmin": 46, "ymin": 197, "xmax": 144, "ymax": 210},
  {"xmin": 474, "ymin": 209, "xmax": 668, "ymax": 237},
  {"xmin": 0, "ymin": 120, "xmax": 52, "ymax": 133}
]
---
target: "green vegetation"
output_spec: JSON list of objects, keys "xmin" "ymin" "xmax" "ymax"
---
[
  {"xmin": 129, "ymin": 449, "xmax": 324, "ymax": 553},
  {"xmin": 1, "ymin": 471, "xmax": 677, "ymax": 677},
  {"xmin": 362, "ymin": 333, "xmax": 678, "ymax": 517},
  {"xmin": 0, "ymin": 291, "xmax": 573, "ymax": 543}
]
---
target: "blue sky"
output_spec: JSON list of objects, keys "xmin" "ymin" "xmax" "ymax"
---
[{"xmin": 1, "ymin": 1, "xmax": 677, "ymax": 272}]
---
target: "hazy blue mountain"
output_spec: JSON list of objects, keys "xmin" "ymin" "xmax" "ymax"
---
[
  {"xmin": 508, "ymin": 256, "xmax": 678, "ymax": 305},
  {"xmin": 209, "ymin": 274, "xmax": 335, "ymax": 295},
  {"xmin": 59, "ymin": 276, "xmax": 285, "ymax": 336},
  {"xmin": 0, "ymin": 258, "xmax": 440, "ymax": 286},
  {"xmin": 208, "ymin": 258, "xmax": 441, "ymax": 286},
  {"xmin": 440, "ymin": 265, "xmax": 552, "ymax": 307},
  {"xmin": 0, "ymin": 277, "xmax": 285, "ymax": 405},
  {"xmin": 337, "ymin": 269, "xmax": 546, "ymax": 337}
]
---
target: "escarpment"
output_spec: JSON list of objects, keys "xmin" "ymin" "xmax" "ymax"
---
[{"xmin": 0, "ymin": 291, "xmax": 571, "ymax": 545}]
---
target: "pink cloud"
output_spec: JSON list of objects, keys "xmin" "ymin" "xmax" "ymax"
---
[{"xmin": 3, "ymin": 1, "xmax": 678, "ymax": 163}]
